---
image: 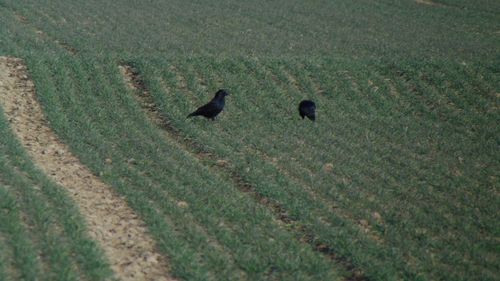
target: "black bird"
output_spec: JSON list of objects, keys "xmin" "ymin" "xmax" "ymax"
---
[
  {"xmin": 187, "ymin": 89, "xmax": 229, "ymax": 120},
  {"xmin": 298, "ymin": 100, "xmax": 316, "ymax": 121}
]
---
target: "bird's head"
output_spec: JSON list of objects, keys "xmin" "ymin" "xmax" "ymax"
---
[{"xmin": 215, "ymin": 89, "xmax": 230, "ymax": 98}]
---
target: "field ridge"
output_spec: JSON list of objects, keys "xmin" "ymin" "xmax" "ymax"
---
[
  {"xmin": 0, "ymin": 57, "xmax": 174, "ymax": 281},
  {"xmin": 119, "ymin": 63, "xmax": 370, "ymax": 281}
]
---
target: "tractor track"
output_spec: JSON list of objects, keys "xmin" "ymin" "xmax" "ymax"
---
[
  {"xmin": 120, "ymin": 63, "xmax": 370, "ymax": 281},
  {"xmin": 0, "ymin": 57, "xmax": 175, "ymax": 281}
]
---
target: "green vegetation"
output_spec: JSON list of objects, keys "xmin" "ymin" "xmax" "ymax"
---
[
  {"xmin": 0, "ymin": 0, "xmax": 498, "ymax": 280},
  {"xmin": 0, "ymin": 107, "xmax": 113, "ymax": 281},
  {"xmin": 2, "ymin": 0, "xmax": 500, "ymax": 60}
]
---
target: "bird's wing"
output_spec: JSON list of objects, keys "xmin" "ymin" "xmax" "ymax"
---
[
  {"xmin": 199, "ymin": 101, "xmax": 221, "ymax": 115},
  {"xmin": 303, "ymin": 106, "xmax": 315, "ymax": 116}
]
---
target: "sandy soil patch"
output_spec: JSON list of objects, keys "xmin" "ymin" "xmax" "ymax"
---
[
  {"xmin": 0, "ymin": 57, "xmax": 175, "ymax": 281},
  {"xmin": 415, "ymin": 0, "xmax": 443, "ymax": 7}
]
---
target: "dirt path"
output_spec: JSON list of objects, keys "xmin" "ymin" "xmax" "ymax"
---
[{"xmin": 0, "ymin": 57, "xmax": 175, "ymax": 281}]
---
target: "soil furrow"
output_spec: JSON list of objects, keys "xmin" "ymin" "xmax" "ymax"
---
[
  {"xmin": 0, "ymin": 57, "xmax": 175, "ymax": 281},
  {"xmin": 120, "ymin": 64, "xmax": 370, "ymax": 281}
]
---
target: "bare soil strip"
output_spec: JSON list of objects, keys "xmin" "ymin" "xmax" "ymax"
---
[
  {"xmin": 120, "ymin": 64, "xmax": 369, "ymax": 281},
  {"xmin": 415, "ymin": 0, "xmax": 444, "ymax": 7},
  {"xmin": 0, "ymin": 57, "xmax": 174, "ymax": 281}
]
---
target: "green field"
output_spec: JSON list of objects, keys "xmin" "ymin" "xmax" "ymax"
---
[{"xmin": 0, "ymin": 0, "xmax": 499, "ymax": 280}]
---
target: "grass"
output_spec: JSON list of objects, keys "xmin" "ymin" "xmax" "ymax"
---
[
  {"xmin": 133, "ymin": 56, "xmax": 499, "ymax": 280},
  {"xmin": 0, "ymin": 0, "xmax": 498, "ymax": 280},
  {"xmin": 2, "ymin": 0, "xmax": 499, "ymax": 60},
  {"xmin": 0, "ymin": 107, "xmax": 113, "ymax": 281},
  {"xmin": 13, "ymin": 55, "xmax": 344, "ymax": 280}
]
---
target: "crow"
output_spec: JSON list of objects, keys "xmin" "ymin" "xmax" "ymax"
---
[
  {"xmin": 187, "ymin": 89, "xmax": 229, "ymax": 120},
  {"xmin": 298, "ymin": 100, "xmax": 316, "ymax": 121}
]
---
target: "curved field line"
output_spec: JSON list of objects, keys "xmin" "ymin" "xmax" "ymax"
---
[
  {"xmin": 240, "ymin": 63, "xmax": 387, "ymax": 246},
  {"xmin": 120, "ymin": 64, "xmax": 371, "ymax": 281},
  {"xmin": 0, "ymin": 57, "xmax": 175, "ymax": 281},
  {"xmin": 9, "ymin": 8, "xmax": 78, "ymax": 55}
]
